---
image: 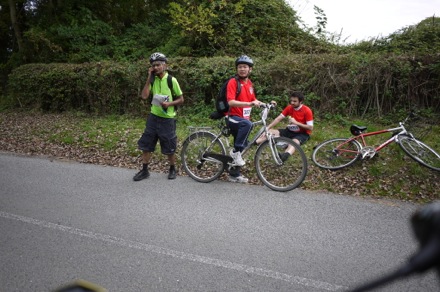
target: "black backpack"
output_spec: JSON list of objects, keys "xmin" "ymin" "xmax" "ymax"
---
[{"xmin": 214, "ymin": 76, "xmax": 241, "ymax": 115}]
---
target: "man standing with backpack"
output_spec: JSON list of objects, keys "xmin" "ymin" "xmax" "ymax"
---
[
  {"xmin": 133, "ymin": 52, "xmax": 184, "ymax": 181},
  {"xmin": 226, "ymin": 55, "xmax": 263, "ymax": 183}
]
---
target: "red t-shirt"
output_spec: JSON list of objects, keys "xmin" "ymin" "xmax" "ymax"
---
[
  {"xmin": 226, "ymin": 78, "xmax": 256, "ymax": 120},
  {"xmin": 281, "ymin": 104, "xmax": 314, "ymax": 135}
]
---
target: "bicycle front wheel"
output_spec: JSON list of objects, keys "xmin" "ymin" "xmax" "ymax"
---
[
  {"xmin": 312, "ymin": 138, "xmax": 362, "ymax": 170},
  {"xmin": 254, "ymin": 137, "xmax": 308, "ymax": 192},
  {"xmin": 181, "ymin": 131, "xmax": 226, "ymax": 182},
  {"xmin": 398, "ymin": 135, "xmax": 440, "ymax": 171}
]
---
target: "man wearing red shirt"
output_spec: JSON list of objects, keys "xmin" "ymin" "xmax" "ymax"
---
[
  {"xmin": 226, "ymin": 55, "xmax": 263, "ymax": 183},
  {"xmin": 256, "ymin": 91, "xmax": 314, "ymax": 162}
]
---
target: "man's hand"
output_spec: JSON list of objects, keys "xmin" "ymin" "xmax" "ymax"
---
[
  {"xmin": 288, "ymin": 116, "xmax": 298, "ymax": 124},
  {"xmin": 251, "ymin": 100, "xmax": 262, "ymax": 107}
]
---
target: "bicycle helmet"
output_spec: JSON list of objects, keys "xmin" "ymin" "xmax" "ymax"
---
[
  {"xmin": 149, "ymin": 52, "xmax": 167, "ymax": 64},
  {"xmin": 235, "ymin": 55, "xmax": 254, "ymax": 67}
]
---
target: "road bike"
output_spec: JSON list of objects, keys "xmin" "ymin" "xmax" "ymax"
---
[
  {"xmin": 311, "ymin": 112, "xmax": 440, "ymax": 171},
  {"xmin": 180, "ymin": 103, "xmax": 308, "ymax": 192}
]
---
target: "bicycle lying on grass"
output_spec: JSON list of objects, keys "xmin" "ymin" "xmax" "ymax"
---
[
  {"xmin": 311, "ymin": 112, "xmax": 440, "ymax": 171},
  {"xmin": 180, "ymin": 103, "xmax": 308, "ymax": 192}
]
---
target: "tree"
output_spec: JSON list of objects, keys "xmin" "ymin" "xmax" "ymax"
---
[
  {"xmin": 167, "ymin": 0, "xmax": 317, "ymax": 56},
  {"xmin": 8, "ymin": 0, "xmax": 24, "ymax": 53}
]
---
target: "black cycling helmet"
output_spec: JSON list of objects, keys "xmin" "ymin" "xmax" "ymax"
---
[
  {"xmin": 235, "ymin": 55, "xmax": 254, "ymax": 67},
  {"xmin": 149, "ymin": 52, "xmax": 167, "ymax": 64}
]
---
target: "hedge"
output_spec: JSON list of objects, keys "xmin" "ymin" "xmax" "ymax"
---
[{"xmin": 6, "ymin": 53, "xmax": 440, "ymax": 117}]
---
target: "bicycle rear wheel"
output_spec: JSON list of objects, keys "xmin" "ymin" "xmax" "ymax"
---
[
  {"xmin": 312, "ymin": 138, "xmax": 362, "ymax": 170},
  {"xmin": 398, "ymin": 135, "xmax": 440, "ymax": 171},
  {"xmin": 181, "ymin": 131, "xmax": 226, "ymax": 182},
  {"xmin": 254, "ymin": 137, "xmax": 307, "ymax": 192}
]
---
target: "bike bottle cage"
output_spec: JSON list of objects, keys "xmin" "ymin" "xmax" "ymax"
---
[{"xmin": 350, "ymin": 125, "xmax": 367, "ymax": 136}]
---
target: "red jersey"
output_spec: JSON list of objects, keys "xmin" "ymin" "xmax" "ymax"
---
[
  {"xmin": 281, "ymin": 104, "xmax": 314, "ymax": 135},
  {"xmin": 226, "ymin": 78, "xmax": 256, "ymax": 120}
]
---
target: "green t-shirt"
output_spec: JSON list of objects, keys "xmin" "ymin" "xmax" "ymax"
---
[{"xmin": 150, "ymin": 73, "xmax": 183, "ymax": 118}]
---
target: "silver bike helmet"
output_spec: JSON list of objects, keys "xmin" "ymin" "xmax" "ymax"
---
[
  {"xmin": 235, "ymin": 55, "xmax": 254, "ymax": 67},
  {"xmin": 149, "ymin": 52, "xmax": 167, "ymax": 64}
]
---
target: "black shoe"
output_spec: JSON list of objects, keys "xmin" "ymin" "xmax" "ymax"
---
[
  {"xmin": 168, "ymin": 168, "xmax": 176, "ymax": 180},
  {"xmin": 133, "ymin": 169, "xmax": 150, "ymax": 181},
  {"xmin": 279, "ymin": 152, "xmax": 290, "ymax": 162}
]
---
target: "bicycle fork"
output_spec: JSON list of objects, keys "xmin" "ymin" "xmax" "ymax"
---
[{"xmin": 267, "ymin": 134, "xmax": 283, "ymax": 166}]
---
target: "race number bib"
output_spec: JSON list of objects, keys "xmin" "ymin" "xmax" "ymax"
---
[
  {"xmin": 287, "ymin": 124, "xmax": 300, "ymax": 132},
  {"xmin": 243, "ymin": 107, "xmax": 252, "ymax": 119}
]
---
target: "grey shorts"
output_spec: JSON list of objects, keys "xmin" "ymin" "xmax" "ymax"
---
[
  {"xmin": 278, "ymin": 128, "xmax": 310, "ymax": 145},
  {"xmin": 137, "ymin": 114, "xmax": 177, "ymax": 154}
]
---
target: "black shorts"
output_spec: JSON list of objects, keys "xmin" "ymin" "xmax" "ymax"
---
[
  {"xmin": 278, "ymin": 128, "xmax": 310, "ymax": 145},
  {"xmin": 137, "ymin": 114, "xmax": 177, "ymax": 155}
]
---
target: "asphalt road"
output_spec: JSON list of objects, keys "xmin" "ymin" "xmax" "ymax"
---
[{"xmin": 0, "ymin": 153, "xmax": 438, "ymax": 292}]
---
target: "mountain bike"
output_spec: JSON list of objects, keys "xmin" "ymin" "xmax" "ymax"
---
[
  {"xmin": 180, "ymin": 103, "xmax": 308, "ymax": 192},
  {"xmin": 311, "ymin": 112, "xmax": 440, "ymax": 171}
]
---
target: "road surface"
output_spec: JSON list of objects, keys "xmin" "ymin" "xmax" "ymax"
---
[{"xmin": 0, "ymin": 153, "xmax": 438, "ymax": 291}]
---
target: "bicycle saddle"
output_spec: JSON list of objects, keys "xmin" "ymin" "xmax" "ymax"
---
[{"xmin": 350, "ymin": 125, "xmax": 367, "ymax": 136}]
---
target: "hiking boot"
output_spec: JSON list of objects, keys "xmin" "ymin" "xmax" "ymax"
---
[
  {"xmin": 133, "ymin": 169, "xmax": 150, "ymax": 181},
  {"xmin": 228, "ymin": 175, "xmax": 249, "ymax": 183},
  {"xmin": 279, "ymin": 152, "xmax": 290, "ymax": 162},
  {"xmin": 168, "ymin": 168, "xmax": 176, "ymax": 180},
  {"xmin": 230, "ymin": 149, "xmax": 245, "ymax": 166}
]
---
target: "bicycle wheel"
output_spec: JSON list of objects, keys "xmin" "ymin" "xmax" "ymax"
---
[
  {"xmin": 254, "ymin": 137, "xmax": 308, "ymax": 192},
  {"xmin": 181, "ymin": 131, "xmax": 226, "ymax": 182},
  {"xmin": 398, "ymin": 135, "xmax": 440, "ymax": 171},
  {"xmin": 312, "ymin": 138, "xmax": 362, "ymax": 170}
]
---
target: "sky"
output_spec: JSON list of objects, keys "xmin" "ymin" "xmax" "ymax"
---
[{"xmin": 287, "ymin": 0, "xmax": 440, "ymax": 43}]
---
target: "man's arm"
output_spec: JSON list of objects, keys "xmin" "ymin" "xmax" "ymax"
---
[
  {"xmin": 267, "ymin": 114, "xmax": 284, "ymax": 130},
  {"xmin": 228, "ymin": 99, "xmax": 261, "ymax": 108},
  {"xmin": 289, "ymin": 116, "xmax": 313, "ymax": 131},
  {"xmin": 163, "ymin": 95, "xmax": 184, "ymax": 108},
  {"xmin": 141, "ymin": 69, "xmax": 154, "ymax": 100}
]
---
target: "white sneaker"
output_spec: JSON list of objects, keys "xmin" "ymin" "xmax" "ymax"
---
[
  {"xmin": 228, "ymin": 175, "xmax": 249, "ymax": 183},
  {"xmin": 230, "ymin": 149, "xmax": 245, "ymax": 166}
]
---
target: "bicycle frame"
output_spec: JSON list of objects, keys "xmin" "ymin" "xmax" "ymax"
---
[
  {"xmin": 340, "ymin": 122, "xmax": 411, "ymax": 159},
  {"xmin": 194, "ymin": 104, "xmax": 282, "ymax": 165},
  {"xmin": 181, "ymin": 103, "xmax": 309, "ymax": 191}
]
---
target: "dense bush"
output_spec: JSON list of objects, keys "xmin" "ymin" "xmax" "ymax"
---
[
  {"xmin": 6, "ymin": 53, "xmax": 440, "ymax": 118},
  {"xmin": 7, "ymin": 62, "xmax": 145, "ymax": 114}
]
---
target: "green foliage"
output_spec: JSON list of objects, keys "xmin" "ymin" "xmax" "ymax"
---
[
  {"xmin": 167, "ymin": 0, "xmax": 316, "ymax": 56},
  {"xmin": 350, "ymin": 16, "xmax": 440, "ymax": 55},
  {"xmin": 6, "ymin": 61, "xmax": 146, "ymax": 114},
  {"xmin": 2, "ymin": 1, "xmax": 440, "ymax": 119},
  {"xmin": 5, "ymin": 53, "xmax": 440, "ymax": 118}
]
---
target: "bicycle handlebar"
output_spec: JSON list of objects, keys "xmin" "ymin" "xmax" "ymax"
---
[{"xmin": 259, "ymin": 102, "xmax": 276, "ymax": 109}]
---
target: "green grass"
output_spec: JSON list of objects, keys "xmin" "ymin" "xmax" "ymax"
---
[{"xmin": 2, "ymin": 109, "xmax": 438, "ymax": 202}]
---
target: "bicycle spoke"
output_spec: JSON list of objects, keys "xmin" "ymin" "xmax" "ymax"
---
[
  {"xmin": 398, "ymin": 135, "xmax": 440, "ymax": 171},
  {"xmin": 181, "ymin": 132, "xmax": 226, "ymax": 182},
  {"xmin": 312, "ymin": 138, "xmax": 361, "ymax": 170},
  {"xmin": 255, "ymin": 137, "xmax": 307, "ymax": 192}
]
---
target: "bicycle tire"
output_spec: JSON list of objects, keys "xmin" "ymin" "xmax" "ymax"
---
[
  {"xmin": 398, "ymin": 135, "xmax": 440, "ymax": 171},
  {"xmin": 181, "ymin": 131, "xmax": 226, "ymax": 182},
  {"xmin": 312, "ymin": 138, "xmax": 362, "ymax": 170},
  {"xmin": 254, "ymin": 137, "xmax": 308, "ymax": 192}
]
